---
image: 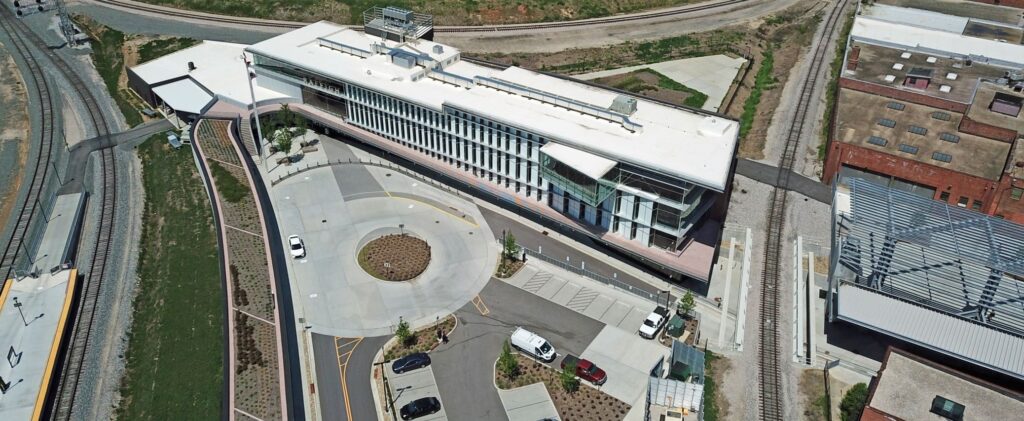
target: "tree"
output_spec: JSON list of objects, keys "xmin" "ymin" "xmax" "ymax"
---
[
  {"xmin": 278, "ymin": 103, "xmax": 295, "ymax": 127},
  {"xmin": 560, "ymin": 360, "xmax": 579, "ymax": 392},
  {"xmin": 294, "ymin": 114, "xmax": 309, "ymax": 139},
  {"xmin": 498, "ymin": 340, "xmax": 519, "ymax": 380},
  {"xmin": 503, "ymin": 231, "xmax": 520, "ymax": 261},
  {"xmin": 395, "ymin": 317, "xmax": 412, "ymax": 346},
  {"xmin": 274, "ymin": 128, "xmax": 293, "ymax": 156},
  {"xmin": 678, "ymin": 291, "xmax": 696, "ymax": 318},
  {"xmin": 839, "ymin": 383, "xmax": 868, "ymax": 421}
]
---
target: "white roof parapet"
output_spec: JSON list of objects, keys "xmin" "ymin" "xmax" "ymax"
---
[{"xmin": 474, "ymin": 76, "xmax": 643, "ymax": 133}]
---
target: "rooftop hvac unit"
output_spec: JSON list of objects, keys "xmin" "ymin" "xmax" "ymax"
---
[
  {"xmin": 383, "ymin": 6, "xmax": 413, "ymax": 22},
  {"xmin": 610, "ymin": 94, "xmax": 637, "ymax": 115},
  {"xmin": 432, "ymin": 45, "xmax": 443, "ymax": 55}
]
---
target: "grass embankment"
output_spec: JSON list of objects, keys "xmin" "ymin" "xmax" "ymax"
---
[
  {"xmin": 75, "ymin": 17, "xmax": 142, "ymax": 127},
  {"xmin": 117, "ymin": 136, "xmax": 223, "ymax": 419},
  {"xmin": 819, "ymin": 9, "xmax": 856, "ymax": 160},
  {"xmin": 134, "ymin": 0, "xmax": 701, "ymax": 25},
  {"xmin": 138, "ymin": 37, "xmax": 200, "ymax": 63},
  {"xmin": 606, "ymin": 68, "xmax": 709, "ymax": 108},
  {"xmin": 704, "ymin": 351, "xmax": 722, "ymax": 421},
  {"xmin": 739, "ymin": 49, "xmax": 775, "ymax": 140}
]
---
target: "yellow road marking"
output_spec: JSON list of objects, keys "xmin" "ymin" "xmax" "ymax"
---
[
  {"xmin": 335, "ymin": 336, "xmax": 363, "ymax": 419},
  {"xmin": 472, "ymin": 295, "xmax": 490, "ymax": 315}
]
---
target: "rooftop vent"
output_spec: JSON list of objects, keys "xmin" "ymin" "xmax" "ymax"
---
[
  {"xmin": 900, "ymin": 52, "xmax": 912, "ymax": 59},
  {"xmin": 892, "ymin": 63, "xmax": 905, "ymax": 71},
  {"xmin": 940, "ymin": 85, "xmax": 952, "ymax": 93},
  {"xmin": 926, "ymin": 56, "xmax": 938, "ymax": 63},
  {"xmin": 946, "ymin": 72, "xmax": 958, "ymax": 80},
  {"xmin": 187, "ymin": 61, "xmax": 196, "ymax": 72},
  {"xmin": 884, "ymin": 75, "xmax": 896, "ymax": 83},
  {"xmin": 432, "ymin": 45, "xmax": 443, "ymax": 55},
  {"xmin": 610, "ymin": 95, "xmax": 638, "ymax": 115},
  {"xmin": 389, "ymin": 49, "xmax": 417, "ymax": 69}
]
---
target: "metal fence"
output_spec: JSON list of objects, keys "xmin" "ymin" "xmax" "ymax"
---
[{"xmin": 512, "ymin": 243, "xmax": 662, "ymax": 303}]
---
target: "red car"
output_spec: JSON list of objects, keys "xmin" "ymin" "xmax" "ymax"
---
[{"xmin": 560, "ymin": 354, "xmax": 607, "ymax": 385}]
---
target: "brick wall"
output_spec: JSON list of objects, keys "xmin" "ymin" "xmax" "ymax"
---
[
  {"xmin": 959, "ymin": 117, "xmax": 1019, "ymax": 142},
  {"xmin": 822, "ymin": 142, "xmax": 1002, "ymax": 210},
  {"xmin": 994, "ymin": 176, "xmax": 1024, "ymax": 224},
  {"xmin": 839, "ymin": 78, "xmax": 969, "ymax": 113}
]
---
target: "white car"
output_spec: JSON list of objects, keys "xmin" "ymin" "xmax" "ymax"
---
[
  {"xmin": 638, "ymin": 312, "xmax": 666, "ymax": 339},
  {"xmin": 288, "ymin": 235, "xmax": 305, "ymax": 258}
]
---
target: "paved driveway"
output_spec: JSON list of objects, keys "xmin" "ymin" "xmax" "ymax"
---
[
  {"xmin": 580, "ymin": 326, "xmax": 670, "ymax": 407},
  {"xmin": 389, "ymin": 366, "xmax": 448, "ymax": 421},
  {"xmin": 430, "ymin": 279, "xmax": 605, "ymax": 421}
]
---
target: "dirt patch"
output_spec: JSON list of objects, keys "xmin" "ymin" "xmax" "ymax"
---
[
  {"xmin": 799, "ymin": 369, "xmax": 829, "ymax": 421},
  {"xmin": 0, "ymin": 42, "xmax": 30, "ymax": 233},
  {"xmin": 707, "ymin": 352, "xmax": 732, "ymax": 420},
  {"xmin": 358, "ymin": 234, "xmax": 431, "ymax": 281},
  {"xmin": 497, "ymin": 354, "xmax": 630, "ymax": 420}
]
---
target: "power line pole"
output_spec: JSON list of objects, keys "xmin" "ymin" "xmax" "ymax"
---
[{"xmin": 54, "ymin": 0, "xmax": 78, "ymax": 47}]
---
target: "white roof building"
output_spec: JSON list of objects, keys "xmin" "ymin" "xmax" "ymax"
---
[
  {"xmin": 851, "ymin": 14, "xmax": 1024, "ymax": 69},
  {"xmin": 245, "ymin": 21, "xmax": 738, "ymax": 191}
]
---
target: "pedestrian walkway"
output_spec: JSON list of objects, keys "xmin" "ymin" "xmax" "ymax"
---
[
  {"xmin": 497, "ymin": 382, "xmax": 558, "ymax": 421},
  {"xmin": 503, "ymin": 261, "xmax": 657, "ymax": 331}
]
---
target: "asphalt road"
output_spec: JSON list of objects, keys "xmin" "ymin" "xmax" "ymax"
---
[
  {"xmin": 428, "ymin": 279, "xmax": 605, "ymax": 421},
  {"xmin": 313, "ymin": 334, "xmax": 390, "ymax": 421}
]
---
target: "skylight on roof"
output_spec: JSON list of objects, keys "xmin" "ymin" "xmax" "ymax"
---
[
  {"xmin": 900, "ymin": 52, "xmax": 912, "ymax": 59},
  {"xmin": 892, "ymin": 63, "xmax": 905, "ymax": 70},
  {"xmin": 926, "ymin": 56, "xmax": 938, "ymax": 63}
]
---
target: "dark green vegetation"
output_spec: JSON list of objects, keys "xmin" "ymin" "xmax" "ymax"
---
[
  {"xmin": 534, "ymin": 31, "xmax": 747, "ymax": 75},
  {"xmin": 740, "ymin": 49, "xmax": 776, "ymax": 139},
  {"xmin": 138, "ymin": 37, "xmax": 200, "ymax": 63},
  {"xmin": 135, "ymin": 0, "xmax": 700, "ymax": 25},
  {"xmin": 596, "ymin": 68, "xmax": 708, "ymax": 109},
  {"xmin": 703, "ymin": 351, "xmax": 722, "ymax": 421},
  {"xmin": 74, "ymin": 16, "xmax": 143, "ymax": 127},
  {"xmin": 820, "ymin": 9, "xmax": 856, "ymax": 160},
  {"xmin": 839, "ymin": 383, "xmax": 868, "ymax": 421},
  {"xmin": 649, "ymin": 70, "xmax": 708, "ymax": 108},
  {"xmin": 208, "ymin": 161, "xmax": 248, "ymax": 203},
  {"xmin": 117, "ymin": 136, "xmax": 223, "ymax": 419}
]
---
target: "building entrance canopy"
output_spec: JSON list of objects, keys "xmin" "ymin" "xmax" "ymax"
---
[{"xmin": 539, "ymin": 143, "xmax": 617, "ymax": 180}]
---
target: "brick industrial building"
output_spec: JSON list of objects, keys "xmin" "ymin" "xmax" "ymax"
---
[{"xmin": 823, "ymin": 2, "xmax": 1024, "ymax": 223}]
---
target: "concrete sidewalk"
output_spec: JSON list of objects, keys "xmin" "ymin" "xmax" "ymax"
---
[
  {"xmin": 497, "ymin": 382, "xmax": 559, "ymax": 421},
  {"xmin": 503, "ymin": 261, "xmax": 657, "ymax": 331}
]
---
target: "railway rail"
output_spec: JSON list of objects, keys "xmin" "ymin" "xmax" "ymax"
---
[
  {"xmin": 93, "ymin": 0, "xmax": 747, "ymax": 32},
  {"xmin": 0, "ymin": 7, "xmax": 57, "ymax": 283},
  {"xmin": 758, "ymin": 0, "xmax": 848, "ymax": 420},
  {"xmin": 0, "ymin": 5, "xmax": 118, "ymax": 420}
]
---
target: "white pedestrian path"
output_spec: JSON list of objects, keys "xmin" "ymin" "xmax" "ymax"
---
[
  {"xmin": 497, "ymin": 382, "xmax": 559, "ymax": 421},
  {"xmin": 503, "ymin": 261, "xmax": 657, "ymax": 330}
]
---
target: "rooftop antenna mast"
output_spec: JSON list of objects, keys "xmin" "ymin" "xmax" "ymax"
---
[{"xmin": 55, "ymin": 0, "xmax": 78, "ymax": 47}]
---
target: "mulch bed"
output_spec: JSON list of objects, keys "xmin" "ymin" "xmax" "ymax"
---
[
  {"xmin": 358, "ymin": 234, "xmax": 431, "ymax": 281},
  {"xmin": 498, "ymin": 354, "xmax": 630, "ymax": 421},
  {"xmin": 385, "ymin": 315, "xmax": 457, "ymax": 361}
]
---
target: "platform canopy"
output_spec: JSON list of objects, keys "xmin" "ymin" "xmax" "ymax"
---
[
  {"xmin": 539, "ymin": 142, "xmax": 617, "ymax": 181},
  {"xmin": 152, "ymin": 78, "xmax": 214, "ymax": 115}
]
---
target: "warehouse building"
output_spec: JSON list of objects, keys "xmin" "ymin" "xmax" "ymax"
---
[{"xmin": 823, "ymin": 2, "xmax": 1024, "ymax": 224}]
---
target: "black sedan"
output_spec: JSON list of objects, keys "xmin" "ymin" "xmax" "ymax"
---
[
  {"xmin": 391, "ymin": 352, "xmax": 431, "ymax": 374},
  {"xmin": 400, "ymin": 397, "xmax": 441, "ymax": 420}
]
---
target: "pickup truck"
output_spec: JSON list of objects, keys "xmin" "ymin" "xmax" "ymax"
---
[{"xmin": 560, "ymin": 354, "xmax": 608, "ymax": 385}]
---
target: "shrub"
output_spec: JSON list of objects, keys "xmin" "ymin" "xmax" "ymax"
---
[
  {"xmin": 395, "ymin": 318, "xmax": 411, "ymax": 346},
  {"xmin": 498, "ymin": 340, "xmax": 519, "ymax": 380},
  {"xmin": 560, "ymin": 360, "xmax": 579, "ymax": 393},
  {"xmin": 839, "ymin": 383, "xmax": 868, "ymax": 421}
]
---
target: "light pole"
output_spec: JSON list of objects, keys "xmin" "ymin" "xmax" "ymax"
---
[
  {"xmin": 658, "ymin": 290, "xmax": 671, "ymax": 311},
  {"xmin": 243, "ymin": 54, "xmax": 266, "ymax": 169},
  {"xmin": 399, "ymin": 223, "xmax": 405, "ymax": 236},
  {"xmin": 373, "ymin": 357, "xmax": 399, "ymax": 421},
  {"xmin": 12, "ymin": 298, "xmax": 28, "ymax": 326}
]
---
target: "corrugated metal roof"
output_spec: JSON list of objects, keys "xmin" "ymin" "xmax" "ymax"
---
[{"xmin": 837, "ymin": 284, "xmax": 1024, "ymax": 378}]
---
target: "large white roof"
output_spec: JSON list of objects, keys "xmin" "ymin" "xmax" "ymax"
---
[
  {"xmin": 860, "ymin": 3, "xmax": 969, "ymax": 34},
  {"xmin": 246, "ymin": 22, "xmax": 738, "ymax": 190},
  {"xmin": 152, "ymin": 79, "xmax": 213, "ymax": 114},
  {"xmin": 851, "ymin": 16, "xmax": 1024, "ymax": 67}
]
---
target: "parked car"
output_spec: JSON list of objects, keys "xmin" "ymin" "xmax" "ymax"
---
[
  {"xmin": 638, "ymin": 310, "xmax": 667, "ymax": 339},
  {"xmin": 391, "ymin": 352, "xmax": 431, "ymax": 374},
  {"xmin": 400, "ymin": 397, "xmax": 441, "ymax": 420},
  {"xmin": 560, "ymin": 354, "xmax": 607, "ymax": 385},
  {"xmin": 288, "ymin": 235, "xmax": 305, "ymax": 258},
  {"xmin": 510, "ymin": 327, "xmax": 556, "ymax": 362}
]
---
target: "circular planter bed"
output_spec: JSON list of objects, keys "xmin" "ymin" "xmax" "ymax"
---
[{"xmin": 358, "ymin": 234, "xmax": 431, "ymax": 281}]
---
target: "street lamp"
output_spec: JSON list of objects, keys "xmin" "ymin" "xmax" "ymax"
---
[
  {"xmin": 658, "ymin": 290, "xmax": 671, "ymax": 311},
  {"xmin": 373, "ymin": 357, "xmax": 399, "ymax": 421}
]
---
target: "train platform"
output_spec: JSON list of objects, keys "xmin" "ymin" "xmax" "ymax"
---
[
  {"xmin": 0, "ymin": 268, "xmax": 78, "ymax": 420},
  {"xmin": 31, "ymin": 193, "xmax": 85, "ymax": 273}
]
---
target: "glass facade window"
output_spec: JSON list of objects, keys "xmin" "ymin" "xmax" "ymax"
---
[{"xmin": 539, "ymin": 152, "xmax": 613, "ymax": 207}]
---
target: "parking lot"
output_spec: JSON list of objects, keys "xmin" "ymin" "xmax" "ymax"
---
[{"xmin": 389, "ymin": 366, "xmax": 448, "ymax": 421}]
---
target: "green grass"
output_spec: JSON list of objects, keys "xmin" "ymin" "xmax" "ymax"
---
[
  {"xmin": 138, "ymin": 37, "xmax": 201, "ymax": 64},
  {"xmin": 642, "ymin": 69, "xmax": 708, "ymax": 108},
  {"xmin": 208, "ymin": 161, "xmax": 248, "ymax": 203},
  {"xmin": 75, "ymin": 17, "xmax": 143, "ymax": 127},
  {"xmin": 820, "ymin": 9, "xmax": 856, "ymax": 160},
  {"xmin": 117, "ymin": 136, "xmax": 223, "ymax": 419},
  {"xmin": 703, "ymin": 351, "xmax": 722, "ymax": 421},
  {"xmin": 740, "ymin": 49, "xmax": 776, "ymax": 139}
]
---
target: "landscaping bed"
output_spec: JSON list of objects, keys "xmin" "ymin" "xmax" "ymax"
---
[
  {"xmin": 592, "ymin": 68, "xmax": 708, "ymax": 108},
  {"xmin": 384, "ymin": 315, "xmax": 456, "ymax": 361},
  {"xmin": 358, "ymin": 234, "xmax": 431, "ymax": 281},
  {"xmin": 494, "ymin": 257, "xmax": 524, "ymax": 278},
  {"xmin": 497, "ymin": 354, "xmax": 630, "ymax": 420}
]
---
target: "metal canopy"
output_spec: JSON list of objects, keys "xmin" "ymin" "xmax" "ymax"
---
[{"xmin": 835, "ymin": 178, "xmax": 1024, "ymax": 338}]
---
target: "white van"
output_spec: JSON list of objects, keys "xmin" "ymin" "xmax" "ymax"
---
[{"xmin": 510, "ymin": 327, "xmax": 556, "ymax": 362}]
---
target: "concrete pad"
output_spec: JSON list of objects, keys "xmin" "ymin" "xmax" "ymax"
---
[
  {"xmin": 549, "ymin": 281, "xmax": 581, "ymax": 306},
  {"xmin": 389, "ymin": 366, "xmax": 448, "ymax": 421},
  {"xmin": 619, "ymin": 307, "xmax": 651, "ymax": 331},
  {"xmin": 534, "ymin": 276, "xmax": 567, "ymax": 300},
  {"xmin": 497, "ymin": 382, "xmax": 559, "ymax": 421},
  {"xmin": 582, "ymin": 295, "xmax": 615, "ymax": 321},
  {"xmin": 576, "ymin": 54, "xmax": 747, "ymax": 112},
  {"xmin": 503, "ymin": 265, "xmax": 538, "ymax": 289},
  {"xmin": 600, "ymin": 301, "xmax": 633, "ymax": 327},
  {"xmin": 580, "ymin": 325, "xmax": 670, "ymax": 404}
]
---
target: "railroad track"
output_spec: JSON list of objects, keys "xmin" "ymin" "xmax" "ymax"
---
[
  {"xmin": 758, "ymin": 1, "xmax": 848, "ymax": 420},
  {"xmin": 0, "ymin": 7, "xmax": 57, "ymax": 282},
  {"xmin": 93, "ymin": 0, "xmax": 747, "ymax": 32},
  {"xmin": 0, "ymin": 6, "xmax": 118, "ymax": 420}
]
